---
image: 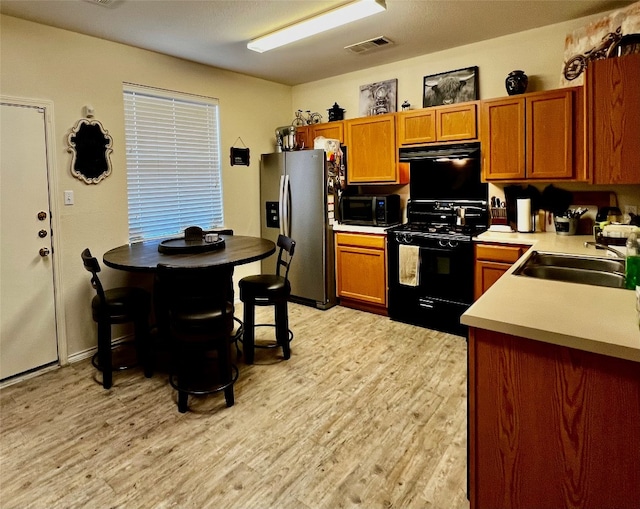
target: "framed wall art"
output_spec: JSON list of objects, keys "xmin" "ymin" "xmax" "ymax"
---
[
  {"xmin": 359, "ymin": 79, "xmax": 397, "ymax": 116},
  {"xmin": 560, "ymin": 2, "xmax": 640, "ymax": 86},
  {"xmin": 423, "ymin": 66, "xmax": 478, "ymax": 108}
]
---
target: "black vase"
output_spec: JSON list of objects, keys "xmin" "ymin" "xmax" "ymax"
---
[{"xmin": 505, "ymin": 70, "xmax": 528, "ymax": 95}]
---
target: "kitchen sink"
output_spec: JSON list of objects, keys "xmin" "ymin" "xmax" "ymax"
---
[{"xmin": 514, "ymin": 251, "xmax": 626, "ymax": 289}]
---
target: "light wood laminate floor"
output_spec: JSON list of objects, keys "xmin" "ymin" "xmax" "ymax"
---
[{"xmin": 0, "ymin": 303, "xmax": 469, "ymax": 508}]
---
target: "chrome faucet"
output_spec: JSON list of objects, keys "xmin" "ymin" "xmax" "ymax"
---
[{"xmin": 584, "ymin": 241, "xmax": 626, "ymax": 258}]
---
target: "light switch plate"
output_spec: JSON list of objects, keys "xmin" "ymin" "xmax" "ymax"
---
[{"xmin": 64, "ymin": 190, "xmax": 74, "ymax": 205}]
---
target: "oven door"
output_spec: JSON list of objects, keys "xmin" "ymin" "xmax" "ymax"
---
[
  {"xmin": 387, "ymin": 235, "xmax": 473, "ymax": 335},
  {"xmin": 417, "ymin": 241, "xmax": 474, "ymax": 304}
]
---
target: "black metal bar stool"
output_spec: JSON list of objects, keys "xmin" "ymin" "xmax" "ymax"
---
[
  {"xmin": 239, "ymin": 234, "xmax": 295, "ymax": 364},
  {"xmin": 155, "ymin": 263, "xmax": 238, "ymax": 412},
  {"xmin": 81, "ymin": 248, "xmax": 152, "ymax": 389}
]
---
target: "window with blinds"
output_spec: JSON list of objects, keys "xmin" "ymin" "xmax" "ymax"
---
[{"xmin": 123, "ymin": 84, "xmax": 223, "ymax": 242}]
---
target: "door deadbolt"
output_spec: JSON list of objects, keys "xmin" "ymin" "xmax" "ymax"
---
[
  {"xmin": 38, "ymin": 230, "xmax": 48, "ymax": 238},
  {"xmin": 38, "ymin": 211, "xmax": 47, "ymax": 220},
  {"xmin": 39, "ymin": 248, "xmax": 50, "ymax": 257}
]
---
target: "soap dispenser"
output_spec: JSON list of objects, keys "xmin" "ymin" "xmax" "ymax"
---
[{"xmin": 626, "ymin": 233, "xmax": 639, "ymax": 289}]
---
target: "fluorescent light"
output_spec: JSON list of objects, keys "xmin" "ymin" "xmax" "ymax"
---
[{"xmin": 247, "ymin": 0, "xmax": 386, "ymax": 53}]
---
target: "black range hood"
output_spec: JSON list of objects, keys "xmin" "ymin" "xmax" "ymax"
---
[{"xmin": 398, "ymin": 142, "xmax": 480, "ymax": 162}]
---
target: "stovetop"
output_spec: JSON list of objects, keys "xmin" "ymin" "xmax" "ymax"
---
[
  {"xmin": 390, "ymin": 199, "xmax": 488, "ymax": 240},
  {"xmin": 391, "ymin": 222, "xmax": 487, "ymax": 235},
  {"xmin": 389, "ymin": 223, "xmax": 487, "ymax": 243}
]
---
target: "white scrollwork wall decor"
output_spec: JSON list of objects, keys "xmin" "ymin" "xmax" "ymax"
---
[{"xmin": 67, "ymin": 118, "xmax": 113, "ymax": 184}]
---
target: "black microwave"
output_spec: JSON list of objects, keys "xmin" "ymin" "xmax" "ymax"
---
[{"xmin": 339, "ymin": 194, "xmax": 401, "ymax": 227}]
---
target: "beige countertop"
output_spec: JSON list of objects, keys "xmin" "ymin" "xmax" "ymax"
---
[{"xmin": 462, "ymin": 231, "xmax": 640, "ymax": 362}]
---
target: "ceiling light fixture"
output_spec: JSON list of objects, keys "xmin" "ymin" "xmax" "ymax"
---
[{"xmin": 247, "ymin": 0, "xmax": 386, "ymax": 53}]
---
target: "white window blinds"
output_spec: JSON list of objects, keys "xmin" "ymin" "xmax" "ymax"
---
[{"xmin": 123, "ymin": 84, "xmax": 223, "ymax": 242}]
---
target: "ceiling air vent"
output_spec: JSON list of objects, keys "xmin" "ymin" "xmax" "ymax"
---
[
  {"xmin": 82, "ymin": 0, "xmax": 120, "ymax": 7},
  {"xmin": 345, "ymin": 36, "xmax": 393, "ymax": 54}
]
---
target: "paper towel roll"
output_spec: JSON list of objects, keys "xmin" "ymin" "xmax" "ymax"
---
[{"xmin": 517, "ymin": 198, "xmax": 532, "ymax": 232}]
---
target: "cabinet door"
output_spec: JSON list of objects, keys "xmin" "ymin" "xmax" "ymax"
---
[
  {"xmin": 335, "ymin": 233, "xmax": 386, "ymax": 306},
  {"xmin": 481, "ymin": 97, "xmax": 526, "ymax": 180},
  {"xmin": 587, "ymin": 53, "xmax": 640, "ymax": 184},
  {"xmin": 474, "ymin": 243, "xmax": 528, "ymax": 299},
  {"xmin": 526, "ymin": 89, "xmax": 574, "ymax": 179},
  {"xmin": 311, "ymin": 121, "xmax": 344, "ymax": 144},
  {"xmin": 346, "ymin": 114, "xmax": 398, "ymax": 183},
  {"xmin": 295, "ymin": 126, "xmax": 311, "ymax": 150},
  {"xmin": 469, "ymin": 328, "xmax": 640, "ymax": 509},
  {"xmin": 474, "ymin": 261, "xmax": 510, "ymax": 300},
  {"xmin": 436, "ymin": 102, "xmax": 477, "ymax": 141},
  {"xmin": 396, "ymin": 109, "xmax": 436, "ymax": 145}
]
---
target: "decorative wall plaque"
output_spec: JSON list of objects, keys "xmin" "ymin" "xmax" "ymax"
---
[
  {"xmin": 67, "ymin": 118, "xmax": 113, "ymax": 184},
  {"xmin": 230, "ymin": 147, "xmax": 250, "ymax": 166}
]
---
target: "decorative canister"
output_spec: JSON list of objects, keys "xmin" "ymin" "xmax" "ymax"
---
[
  {"xmin": 327, "ymin": 102, "xmax": 345, "ymax": 122},
  {"xmin": 505, "ymin": 70, "xmax": 528, "ymax": 95}
]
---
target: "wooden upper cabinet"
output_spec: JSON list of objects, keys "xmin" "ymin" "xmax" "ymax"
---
[
  {"xmin": 311, "ymin": 121, "xmax": 344, "ymax": 145},
  {"xmin": 436, "ymin": 102, "xmax": 478, "ymax": 141},
  {"xmin": 397, "ymin": 108, "xmax": 437, "ymax": 145},
  {"xmin": 481, "ymin": 87, "xmax": 584, "ymax": 182},
  {"xmin": 526, "ymin": 89, "xmax": 576, "ymax": 180},
  {"xmin": 294, "ymin": 126, "xmax": 311, "ymax": 150},
  {"xmin": 346, "ymin": 113, "xmax": 405, "ymax": 184},
  {"xmin": 481, "ymin": 96, "xmax": 526, "ymax": 180},
  {"xmin": 586, "ymin": 53, "xmax": 640, "ymax": 184},
  {"xmin": 397, "ymin": 102, "xmax": 477, "ymax": 146}
]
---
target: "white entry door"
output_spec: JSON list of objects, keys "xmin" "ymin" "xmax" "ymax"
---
[{"xmin": 1, "ymin": 102, "xmax": 59, "ymax": 380}]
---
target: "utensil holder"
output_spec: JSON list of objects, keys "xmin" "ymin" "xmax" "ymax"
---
[{"xmin": 555, "ymin": 217, "xmax": 578, "ymax": 235}]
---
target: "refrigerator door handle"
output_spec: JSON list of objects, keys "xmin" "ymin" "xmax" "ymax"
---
[
  {"xmin": 283, "ymin": 174, "xmax": 291, "ymax": 237},
  {"xmin": 278, "ymin": 175, "xmax": 286, "ymax": 236}
]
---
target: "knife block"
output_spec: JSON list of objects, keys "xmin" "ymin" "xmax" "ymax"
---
[{"xmin": 490, "ymin": 207, "xmax": 507, "ymax": 225}]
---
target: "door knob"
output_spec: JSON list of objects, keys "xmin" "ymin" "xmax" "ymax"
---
[
  {"xmin": 38, "ymin": 211, "xmax": 47, "ymax": 220},
  {"xmin": 39, "ymin": 248, "xmax": 50, "ymax": 257}
]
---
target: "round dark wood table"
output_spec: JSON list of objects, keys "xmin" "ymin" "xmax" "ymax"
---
[
  {"xmin": 103, "ymin": 235, "xmax": 276, "ymax": 363},
  {"xmin": 103, "ymin": 235, "xmax": 276, "ymax": 272}
]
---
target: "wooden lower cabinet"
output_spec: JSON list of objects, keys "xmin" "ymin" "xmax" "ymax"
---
[
  {"xmin": 474, "ymin": 243, "xmax": 528, "ymax": 299},
  {"xmin": 468, "ymin": 327, "xmax": 640, "ymax": 509},
  {"xmin": 335, "ymin": 232, "xmax": 387, "ymax": 315}
]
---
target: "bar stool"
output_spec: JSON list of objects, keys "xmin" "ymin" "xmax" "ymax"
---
[
  {"xmin": 155, "ymin": 263, "xmax": 238, "ymax": 412},
  {"xmin": 239, "ymin": 234, "xmax": 295, "ymax": 364},
  {"xmin": 81, "ymin": 248, "xmax": 152, "ymax": 389}
]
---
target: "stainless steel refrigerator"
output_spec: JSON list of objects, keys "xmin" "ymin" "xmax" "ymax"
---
[{"xmin": 260, "ymin": 149, "xmax": 336, "ymax": 309}]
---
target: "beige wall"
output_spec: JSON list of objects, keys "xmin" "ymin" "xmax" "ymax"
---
[{"xmin": 1, "ymin": 14, "xmax": 292, "ymax": 359}]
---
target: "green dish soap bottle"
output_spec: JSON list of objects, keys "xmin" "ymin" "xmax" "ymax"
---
[{"xmin": 625, "ymin": 233, "xmax": 640, "ymax": 289}]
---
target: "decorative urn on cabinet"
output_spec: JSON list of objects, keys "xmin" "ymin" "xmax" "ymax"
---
[{"xmin": 505, "ymin": 70, "xmax": 528, "ymax": 95}]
